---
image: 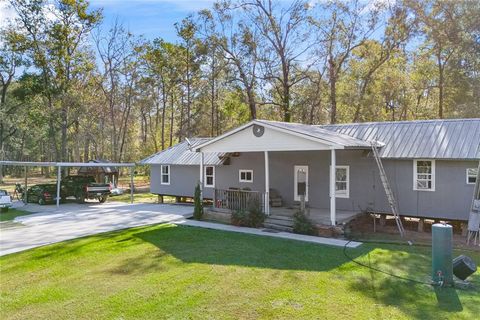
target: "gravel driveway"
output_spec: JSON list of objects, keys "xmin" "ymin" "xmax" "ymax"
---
[{"xmin": 0, "ymin": 202, "xmax": 193, "ymax": 256}]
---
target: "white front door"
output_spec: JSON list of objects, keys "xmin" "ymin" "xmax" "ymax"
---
[{"xmin": 294, "ymin": 165, "xmax": 309, "ymax": 201}]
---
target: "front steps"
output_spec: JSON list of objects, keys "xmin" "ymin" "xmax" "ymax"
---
[{"xmin": 263, "ymin": 214, "xmax": 294, "ymax": 232}]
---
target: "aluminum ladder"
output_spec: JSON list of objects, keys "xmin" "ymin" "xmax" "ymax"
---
[
  {"xmin": 371, "ymin": 142, "xmax": 406, "ymax": 237},
  {"xmin": 467, "ymin": 162, "xmax": 480, "ymax": 245}
]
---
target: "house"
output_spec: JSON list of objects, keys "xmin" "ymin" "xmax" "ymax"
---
[{"xmin": 140, "ymin": 118, "xmax": 480, "ymax": 226}]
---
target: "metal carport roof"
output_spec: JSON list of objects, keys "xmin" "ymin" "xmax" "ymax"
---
[{"xmin": 0, "ymin": 161, "xmax": 136, "ymax": 207}]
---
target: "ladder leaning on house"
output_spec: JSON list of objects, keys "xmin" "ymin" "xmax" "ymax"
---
[
  {"xmin": 467, "ymin": 162, "xmax": 480, "ymax": 245},
  {"xmin": 371, "ymin": 143, "xmax": 406, "ymax": 238}
]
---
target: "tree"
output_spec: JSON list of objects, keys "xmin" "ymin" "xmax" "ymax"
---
[
  {"xmin": 0, "ymin": 28, "xmax": 27, "ymax": 182},
  {"xmin": 241, "ymin": 0, "xmax": 312, "ymax": 122},
  {"xmin": 200, "ymin": 2, "xmax": 261, "ymax": 120},
  {"xmin": 406, "ymin": 0, "xmax": 467, "ymax": 119},
  {"xmin": 10, "ymin": 0, "xmax": 101, "ymax": 163},
  {"xmin": 309, "ymin": 0, "xmax": 381, "ymax": 124}
]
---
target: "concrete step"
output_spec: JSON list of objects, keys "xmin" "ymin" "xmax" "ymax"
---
[
  {"xmin": 264, "ymin": 219, "xmax": 294, "ymax": 228},
  {"xmin": 263, "ymin": 223, "xmax": 294, "ymax": 233},
  {"xmin": 266, "ymin": 214, "xmax": 294, "ymax": 222}
]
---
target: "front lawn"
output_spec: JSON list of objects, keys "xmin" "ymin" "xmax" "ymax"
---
[
  {"xmin": 0, "ymin": 225, "xmax": 479, "ymax": 319},
  {"xmin": 0, "ymin": 208, "xmax": 32, "ymax": 222}
]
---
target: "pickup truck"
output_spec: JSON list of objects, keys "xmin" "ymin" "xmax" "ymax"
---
[
  {"xmin": 61, "ymin": 175, "xmax": 111, "ymax": 204},
  {"xmin": 0, "ymin": 189, "xmax": 12, "ymax": 212}
]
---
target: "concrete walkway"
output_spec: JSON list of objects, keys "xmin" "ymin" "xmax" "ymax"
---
[
  {"xmin": 1, "ymin": 202, "xmax": 361, "ymax": 256},
  {"xmin": 0, "ymin": 202, "xmax": 193, "ymax": 256},
  {"xmin": 177, "ymin": 220, "xmax": 362, "ymax": 248}
]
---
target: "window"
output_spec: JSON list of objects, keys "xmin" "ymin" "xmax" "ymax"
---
[
  {"xmin": 335, "ymin": 166, "xmax": 349, "ymax": 198},
  {"xmin": 204, "ymin": 166, "xmax": 215, "ymax": 187},
  {"xmin": 239, "ymin": 170, "xmax": 253, "ymax": 183},
  {"xmin": 161, "ymin": 165, "xmax": 170, "ymax": 185},
  {"xmin": 467, "ymin": 168, "xmax": 478, "ymax": 185},
  {"xmin": 414, "ymin": 160, "xmax": 435, "ymax": 191}
]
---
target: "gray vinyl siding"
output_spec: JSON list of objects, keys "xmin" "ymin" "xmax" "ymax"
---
[
  {"xmin": 150, "ymin": 164, "xmax": 214, "ymax": 199},
  {"xmin": 150, "ymin": 151, "xmax": 476, "ymax": 220}
]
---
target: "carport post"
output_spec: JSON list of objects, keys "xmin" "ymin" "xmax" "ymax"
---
[
  {"xmin": 56, "ymin": 165, "xmax": 61, "ymax": 208},
  {"xmin": 24, "ymin": 166, "xmax": 28, "ymax": 203},
  {"xmin": 130, "ymin": 166, "xmax": 134, "ymax": 204}
]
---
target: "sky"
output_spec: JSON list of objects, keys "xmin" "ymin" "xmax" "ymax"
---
[
  {"xmin": 0, "ymin": 0, "xmax": 217, "ymax": 42},
  {"xmin": 86, "ymin": 0, "xmax": 216, "ymax": 41}
]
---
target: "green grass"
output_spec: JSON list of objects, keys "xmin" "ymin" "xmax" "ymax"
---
[
  {"xmin": 0, "ymin": 208, "xmax": 32, "ymax": 222},
  {"xmin": 0, "ymin": 225, "xmax": 479, "ymax": 319}
]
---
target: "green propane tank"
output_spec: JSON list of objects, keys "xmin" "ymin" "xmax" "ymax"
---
[{"xmin": 432, "ymin": 223, "xmax": 453, "ymax": 286}]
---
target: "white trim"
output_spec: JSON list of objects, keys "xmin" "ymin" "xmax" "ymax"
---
[
  {"xmin": 335, "ymin": 165, "xmax": 350, "ymax": 198},
  {"xmin": 467, "ymin": 168, "xmax": 478, "ymax": 185},
  {"xmin": 160, "ymin": 165, "xmax": 170, "ymax": 185},
  {"xmin": 195, "ymin": 120, "xmax": 346, "ymax": 152},
  {"xmin": 294, "ymin": 165, "xmax": 309, "ymax": 201},
  {"xmin": 204, "ymin": 165, "xmax": 215, "ymax": 188},
  {"xmin": 413, "ymin": 159, "xmax": 435, "ymax": 191},
  {"xmin": 239, "ymin": 169, "xmax": 254, "ymax": 183}
]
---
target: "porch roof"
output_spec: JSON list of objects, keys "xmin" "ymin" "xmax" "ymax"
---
[
  {"xmin": 195, "ymin": 120, "xmax": 375, "ymax": 153},
  {"xmin": 139, "ymin": 138, "xmax": 227, "ymax": 166}
]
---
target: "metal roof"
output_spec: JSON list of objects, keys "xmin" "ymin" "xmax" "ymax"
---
[
  {"xmin": 257, "ymin": 120, "xmax": 372, "ymax": 148},
  {"xmin": 321, "ymin": 118, "xmax": 480, "ymax": 160},
  {"xmin": 139, "ymin": 138, "xmax": 226, "ymax": 165},
  {"xmin": 0, "ymin": 161, "xmax": 135, "ymax": 167},
  {"xmin": 78, "ymin": 159, "xmax": 119, "ymax": 174}
]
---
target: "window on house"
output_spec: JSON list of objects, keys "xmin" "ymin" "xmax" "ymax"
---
[
  {"xmin": 161, "ymin": 165, "xmax": 170, "ymax": 185},
  {"xmin": 414, "ymin": 160, "xmax": 435, "ymax": 191},
  {"xmin": 467, "ymin": 168, "xmax": 478, "ymax": 185},
  {"xmin": 239, "ymin": 170, "xmax": 253, "ymax": 183},
  {"xmin": 335, "ymin": 166, "xmax": 349, "ymax": 198},
  {"xmin": 205, "ymin": 166, "xmax": 215, "ymax": 187}
]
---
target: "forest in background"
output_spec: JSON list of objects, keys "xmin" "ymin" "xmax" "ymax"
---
[{"xmin": 0, "ymin": 0, "xmax": 479, "ymax": 179}]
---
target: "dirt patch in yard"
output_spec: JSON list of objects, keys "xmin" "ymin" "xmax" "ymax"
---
[{"xmin": 346, "ymin": 213, "xmax": 480, "ymax": 251}]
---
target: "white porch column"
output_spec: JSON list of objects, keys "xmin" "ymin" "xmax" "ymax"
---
[
  {"xmin": 264, "ymin": 151, "xmax": 270, "ymax": 215},
  {"xmin": 330, "ymin": 148, "xmax": 336, "ymax": 226},
  {"xmin": 56, "ymin": 166, "xmax": 61, "ymax": 208},
  {"xmin": 199, "ymin": 151, "xmax": 204, "ymax": 200}
]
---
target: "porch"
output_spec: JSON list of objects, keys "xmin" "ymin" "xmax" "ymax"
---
[
  {"xmin": 211, "ymin": 188, "xmax": 362, "ymax": 226},
  {"xmin": 269, "ymin": 206, "xmax": 361, "ymax": 225},
  {"xmin": 196, "ymin": 120, "xmax": 376, "ymax": 226}
]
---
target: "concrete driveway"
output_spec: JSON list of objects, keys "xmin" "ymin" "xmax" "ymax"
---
[{"xmin": 0, "ymin": 202, "xmax": 193, "ymax": 256}]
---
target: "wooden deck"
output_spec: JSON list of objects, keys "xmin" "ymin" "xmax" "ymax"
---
[{"xmin": 269, "ymin": 207, "xmax": 362, "ymax": 225}]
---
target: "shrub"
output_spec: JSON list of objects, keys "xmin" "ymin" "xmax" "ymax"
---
[
  {"xmin": 230, "ymin": 198, "xmax": 266, "ymax": 227},
  {"xmin": 193, "ymin": 183, "xmax": 203, "ymax": 220},
  {"xmin": 293, "ymin": 211, "xmax": 316, "ymax": 235},
  {"xmin": 231, "ymin": 209, "xmax": 248, "ymax": 226},
  {"xmin": 247, "ymin": 198, "xmax": 265, "ymax": 227}
]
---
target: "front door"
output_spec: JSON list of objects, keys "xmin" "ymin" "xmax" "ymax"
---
[{"xmin": 294, "ymin": 165, "xmax": 309, "ymax": 202}]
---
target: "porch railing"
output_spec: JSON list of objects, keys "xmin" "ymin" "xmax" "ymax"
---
[{"xmin": 214, "ymin": 188, "xmax": 266, "ymax": 213}]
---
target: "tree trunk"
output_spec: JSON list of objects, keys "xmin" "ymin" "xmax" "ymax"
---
[
  {"xmin": 329, "ymin": 57, "xmax": 337, "ymax": 124},
  {"xmin": 437, "ymin": 55, "xmax": 444, "ymax": 119},
  {"xmin": 170, "ymin": 92, "xmax": 174, "ymax": 147}
]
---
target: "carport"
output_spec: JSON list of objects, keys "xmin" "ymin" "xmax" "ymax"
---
[{"xmin": 0, "ymin": 161, "xmax": 136, "ymax": 207}]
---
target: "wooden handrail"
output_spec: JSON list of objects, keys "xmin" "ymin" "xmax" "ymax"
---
[{"xmin": 214, "ymin": 188, "xmax": 265, "ymax": 213}]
